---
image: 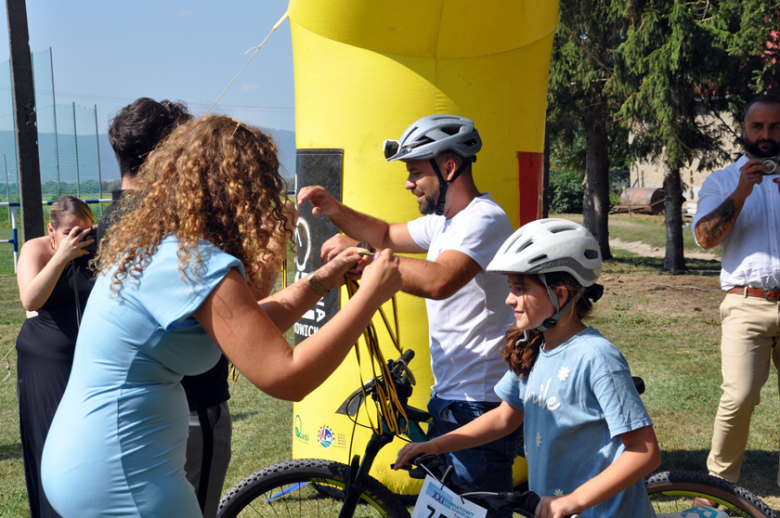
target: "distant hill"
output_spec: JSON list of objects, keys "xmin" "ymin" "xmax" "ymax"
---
[
  {"xmin": 99, "ymin": 129, "xmax": 296, "ymax": 187},
  {"xmin": 269, "ymin": 129, "xmax": 296, "ymax": 188}
]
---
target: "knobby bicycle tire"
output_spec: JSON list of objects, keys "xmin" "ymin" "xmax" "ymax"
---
[
  {"xmin": 218, "ymin": 459, "xmax": 411, "ymax": 518},
  {"xmin": 645, "ymin": 471, "xmax": 777, "ymax": 518}
]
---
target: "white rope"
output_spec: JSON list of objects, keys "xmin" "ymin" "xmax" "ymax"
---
[{"xmin": 206, "ymin": 10, "xmax": 289, "ymax": 115}]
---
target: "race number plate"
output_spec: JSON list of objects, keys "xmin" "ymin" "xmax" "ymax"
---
[{"xmin": 411, "ymin": 476, "xmax": 487, "ymax": 518}]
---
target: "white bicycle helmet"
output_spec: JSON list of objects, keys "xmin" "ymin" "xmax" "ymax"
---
[
  {"xmin": 487, "ymin": 218, "xmax": 602, "ymax": 285},
  {"xmin": 488, "ymin": 218, "xmax": 602, "ymax": 332},
  {"xmin": 383, "ymin": 115, "xmax": 481, "ymax": 216}
]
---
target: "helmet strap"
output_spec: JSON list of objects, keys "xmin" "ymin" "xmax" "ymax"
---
[
  {"xmin": 515, "ymin": 329, "xmax": 532, "ymax": 348},
  {"xmin": 429, "ymin": 156, "xmax": 475, "ymax": 216},
  {"xmin": 535, "ymin": 273, "xmax": 583, "ymax": 333}
]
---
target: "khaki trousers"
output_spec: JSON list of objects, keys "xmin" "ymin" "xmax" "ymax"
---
[{"xmin": 707, "ymin": 292, "xmax": 780, "ymax": 484}]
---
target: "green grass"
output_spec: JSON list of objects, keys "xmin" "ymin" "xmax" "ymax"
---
[
  {"xmin": 605, "ymin": 248, "xmax": 722, "ymax": 276},
  {"xmin": 1, "ymin": 216, "xmax": 778, "ymax": 515},
  {"xmin": 593, "ymin": 289, "xmax": 780, "ymax": 507},
  {"xmin": 555, "ymin": 212, "xmax": 721, "ymax": 258}
]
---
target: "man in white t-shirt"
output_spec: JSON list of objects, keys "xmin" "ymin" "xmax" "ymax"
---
[
  {"xmin": 692, "ymin": 93, "xmax": 780, "ymax": 502},
  {"xmin": 298, "ymin": 115, "xmax": 519, "ymax": 506}
]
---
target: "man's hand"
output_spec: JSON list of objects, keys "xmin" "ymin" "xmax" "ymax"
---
[
  {"xmin": 298, "ymin": 186, "xmax": 341, "ymax": 217},
  {"xmin": 734, "ymin": 158, "xmax": 769, "ymax": 200},
  {"xmin": 694, "ymin": 158, "xmax": 772, "ymax": 249},
  {"xmin": 321, "ymin": 234, "xmax": 359, "ymax": 262}
]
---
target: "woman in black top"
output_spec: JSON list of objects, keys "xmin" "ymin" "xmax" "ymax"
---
[{"xmin": 15, "ymin": 196, "xmax": 95, "ymax": 518}]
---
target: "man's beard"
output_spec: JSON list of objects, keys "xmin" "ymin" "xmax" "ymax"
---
[
  {"xmin": 744, "ymin": 135, "xmax": 780, "ymax": 158},
  {"xmin": 418, "ymin": 192, "xmax": 438, "ymax": 215}
]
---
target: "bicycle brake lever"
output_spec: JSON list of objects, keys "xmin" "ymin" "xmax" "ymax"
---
[
  {"xmin": 390, "ymin": 463, "xmax": 428, "ymax": 480},
  {"xmin": 403, "ymin": 366, "xmax": 416, "ymax": 386}
]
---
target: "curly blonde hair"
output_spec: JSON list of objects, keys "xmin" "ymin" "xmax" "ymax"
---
[{"xmin": 94, "ymin": 115, "xmax": 288, "ymax": 293}]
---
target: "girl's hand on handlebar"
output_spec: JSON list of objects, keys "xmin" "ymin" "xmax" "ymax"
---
[
  {"xmin": 394, "ymin": 441, "xmax": 437, "ymax": 471},
  {"xmin": 358, "ymin": 249, "xmax": 401, "ymax": 304},
  {"xmin": 535, "ymin": 495, "xmax": 581, "ymax": 518}
]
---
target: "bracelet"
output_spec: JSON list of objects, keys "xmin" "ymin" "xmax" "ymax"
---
[
  {"xmin": 357, "ymin": 241, "xmax": 375, "ymax": 253},
  {"xmin": 307, "ymin": 272, "xmax": 330, "ymax": 297}
]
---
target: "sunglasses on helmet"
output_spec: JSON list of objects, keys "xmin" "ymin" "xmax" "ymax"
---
[
  {"xmin": 383, "ymin": 139, "xmax": 426, "ymax": 160},
  {"xmin": 383, "ymin": 140, "xmax": 401, "ymax": 160}
]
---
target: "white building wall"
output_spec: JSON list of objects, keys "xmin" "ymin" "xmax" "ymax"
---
[{"xmin": 628, "ymin": 113, "xmax": 742, "ymax": 202}]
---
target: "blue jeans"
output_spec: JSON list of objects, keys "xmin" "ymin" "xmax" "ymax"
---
[{"xmin": 427, "ymin": 396, "xmax": 521, "ymax": 518}]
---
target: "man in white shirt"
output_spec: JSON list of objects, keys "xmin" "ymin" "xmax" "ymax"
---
[
  {"xmin": 298, "ymin": 115, "xmax": 519, "ymax": 507},
  {"xmin": 692, "ymin": 93, "xmax": 780, "ymax": 495}
]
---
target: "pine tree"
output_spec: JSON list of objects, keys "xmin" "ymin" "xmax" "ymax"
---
[
  {"xmin": 548, "ymin": 0, "xmax": 630, "ymax": 260},
  {"xmin": 615, "ymin": 0, "xmax": 779, "ymax": 271}
]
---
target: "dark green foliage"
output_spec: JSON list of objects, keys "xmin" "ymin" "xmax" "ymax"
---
[
  {"xmin": 615, "ymin": 0, "xmax": 779, "ymax": 170},
  {"xmin": 102, "ymin": 179, "xmax": 122, "ymax": 193},
  {"xmin": 547, "ymin": 0, "xmax": 636, "ymax": 258},
  {"xmin": 548, "ymin": 126, "xmax": 630, "ymax": 212},
  {"xmin": 550, "ymin": 169, "xmax": 584, "ymax": 213},
  {"xmin": 612, "ymin": 0, "xmax": 780, "ymax": 271}
]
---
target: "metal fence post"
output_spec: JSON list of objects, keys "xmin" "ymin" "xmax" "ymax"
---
[{"xmin": 72, "ymin": 101, "xmax": 80, "ymax": 198}]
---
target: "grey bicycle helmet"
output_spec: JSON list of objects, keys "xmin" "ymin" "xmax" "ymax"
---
[
  {"xmin": 383, "ymin": 115, "xmax": 482, "ymax": 216},
  {"xmin": 487, "ymin": 218, "xmax": 602, "ymax": 332},
  {"xmin": 383, "ymin": 115, "xmax": 482, "ymax": 163}
]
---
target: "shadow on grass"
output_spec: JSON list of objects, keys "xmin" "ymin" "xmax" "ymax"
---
[
  {"xmin": 658, "ymin": 449, "xmax": 780, "ymax": 499},
  {"xmin": 0, "ymin": 442, "xmax": 21, "ymax": 461},
  {"xmin": 232, "ymin": 411, "xmax": 260, "ymax": 422},
  {"xmin": 607, "ymin": 256, "xmax": 721, "ymax": 275}
]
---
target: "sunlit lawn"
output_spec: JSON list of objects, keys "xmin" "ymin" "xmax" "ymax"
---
[{"xmin": 0, "ymin": 214, "xmax": 777, "ymax": 515}]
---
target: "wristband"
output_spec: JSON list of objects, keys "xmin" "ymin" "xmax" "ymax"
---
[
  {"xmin": 357, "ymin": 241, "xmax": 375, "ymax": 253},
  {"xmin": 308, "ymin": 272, "xmax": 330, "ymax": 297}
]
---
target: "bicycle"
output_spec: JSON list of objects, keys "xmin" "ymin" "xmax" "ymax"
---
[
  {"xmin": 644, "ymin": 471, "xmax": 776, "ymax": 518},
  {"xmin": 218, "ymin": 351, "xmax": 777, "ymax": 518}
]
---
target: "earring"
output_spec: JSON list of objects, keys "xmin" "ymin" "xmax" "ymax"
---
[{"xmin": 50, "ymin": 237, "xmax": 55, "ymax": 250}]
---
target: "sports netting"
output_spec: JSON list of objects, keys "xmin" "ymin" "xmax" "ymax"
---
[{"xmin": 0, "ymin": 49, "xmax": 103, "ymax": 207}]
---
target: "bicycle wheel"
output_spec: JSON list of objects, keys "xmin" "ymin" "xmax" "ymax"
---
[
  {"xmin": 645, "ymin": 471, "xmax": 777, "ymax": 518},
  {"xmin": 218, "ymin": 459, "xmax": 411, "ymax": 518}
]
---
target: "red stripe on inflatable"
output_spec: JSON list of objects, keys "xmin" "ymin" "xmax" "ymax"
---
[{"xmin": 517, "ymin": 151, "xmax": 544, "ymax": 226}]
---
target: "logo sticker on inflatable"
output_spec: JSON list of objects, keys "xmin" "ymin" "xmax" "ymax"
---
[
  {"xmin": 294, "ymin": 217, "xmax": 311, "ymax": 275},
  {"xmin": 317, "ymin": 425, "xmax": 335, "ymax": 449},
  {"xmin": 294, "ymin": 415, "xmax": 309, "ymax": 443}
]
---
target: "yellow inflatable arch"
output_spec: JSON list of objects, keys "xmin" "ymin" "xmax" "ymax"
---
[{"xmin": 288, "ymin": 0, "xmax": 559, "ymax": 496}]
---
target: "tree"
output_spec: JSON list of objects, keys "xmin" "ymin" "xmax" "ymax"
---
[
  {"xmin": 547, "ymin": 0, "xmax": 631, "ymax": 260},
  {"xmin": 615, "ymin": 0, "xmax": 780, "ymax": 272}
]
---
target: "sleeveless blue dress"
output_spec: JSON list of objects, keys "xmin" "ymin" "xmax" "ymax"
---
[{"xmin": 41, "ymin": 237, "xmax": 243, "ymax": 517}]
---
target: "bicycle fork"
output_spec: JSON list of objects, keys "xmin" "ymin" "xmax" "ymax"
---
[{"xmin": 338, "ymin": 432, "xmax": 395, "ymax": 518}]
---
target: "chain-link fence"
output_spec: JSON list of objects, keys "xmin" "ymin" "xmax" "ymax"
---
[{"xmin": 0, "ymin": 48, "xmax": 103, "ymax": 207}]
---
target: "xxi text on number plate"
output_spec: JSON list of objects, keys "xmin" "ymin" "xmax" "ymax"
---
[{"xmin": 411, "ymin": 476, "xmax": 487, "ymax": 518}]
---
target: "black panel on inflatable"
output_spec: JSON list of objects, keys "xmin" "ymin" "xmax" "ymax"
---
[{"xmin": 293, "ymin": 149, "xmax": 344, "ymax": 346}]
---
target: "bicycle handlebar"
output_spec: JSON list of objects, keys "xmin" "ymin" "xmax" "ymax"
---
[
  {"xmin": 335, "ymin": 349, "xmax": 423, "ymax": 420},
  {"xmin": 405, "ymin": 454, "xmax": 580, "ymax": 518}
]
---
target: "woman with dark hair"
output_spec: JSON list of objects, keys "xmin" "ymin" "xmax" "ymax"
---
[
  {"xmin": 40, "ymin": 115, "xmax": 402, "ymax": 518},
  {"xmin": 15, "ymin": 195, "xmax": 95, "ymax": 518}
]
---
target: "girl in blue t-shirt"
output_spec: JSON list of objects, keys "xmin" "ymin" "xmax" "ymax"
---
[{"xmin": 396, "ymin": 219, "xmax": 661, "ymax": 518}]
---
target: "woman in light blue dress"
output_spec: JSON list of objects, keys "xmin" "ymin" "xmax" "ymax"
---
[{"xmin": 41, "ymin": 115, "xmax": 402, "ymax": 518}]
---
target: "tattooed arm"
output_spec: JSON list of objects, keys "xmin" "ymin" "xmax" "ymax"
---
[{"xmin": 695, "ymin": 158, "xmax": 768, "ymax": 249}]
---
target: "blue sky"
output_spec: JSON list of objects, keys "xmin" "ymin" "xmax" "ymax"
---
[{"xmin": 0, "ymin": 0, "xmax": 295, "ymax": 134}]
